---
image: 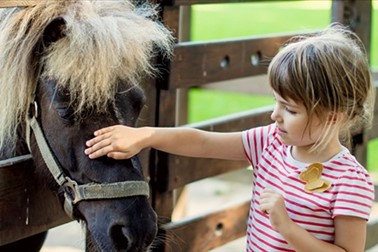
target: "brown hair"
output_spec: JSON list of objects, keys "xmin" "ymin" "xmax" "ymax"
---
[{"xmin": 268, "ymin": 23, "xmax": 374, "ymax": 151}]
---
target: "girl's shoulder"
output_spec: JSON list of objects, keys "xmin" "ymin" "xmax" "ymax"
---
[
  {"xmin": 242, "ymin": 123, "xmax": 286, "ymax": 166},
  {"xmin": 327, "ymin": 148, "xmax": 367, "ymax": 172},
  {"xmin": 325, "ymin": 148, "xmax": 373, "ymax": 185},
  {"xmin": 243, "ymin": 123, "xmax": 279, "ymax": 141},
  {"xmin": 245, "ymin": 123, "xmax": 288, "ymax": 148},
  {"xmin": 326, "ymin": 149, "xmax": 375, "ymax": 219},
  {"xmin": 242, "ymin": 123, "xmax": 282, "ymax": 150}
]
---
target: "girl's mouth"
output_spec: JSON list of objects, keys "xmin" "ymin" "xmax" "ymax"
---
[{"xmin": 276, "ymin": 127, "xmax": 286, "ymax": 135}]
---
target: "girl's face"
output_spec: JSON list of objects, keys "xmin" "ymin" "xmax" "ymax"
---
[{"xmin": 270, "ymin": 91, "xmax": 324, "ymax": 148}]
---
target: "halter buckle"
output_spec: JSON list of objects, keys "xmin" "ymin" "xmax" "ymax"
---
[{"xmin": 63, "ymin": 176, "xmax": 80, "ymax": 204}]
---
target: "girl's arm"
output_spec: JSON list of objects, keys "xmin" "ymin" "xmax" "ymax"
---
[
  {"xmin": 280, "ymin": 215, "xmax": 366, "ymax": 252},
  {"xmin": 85, "ymin": 125, "xmax": 246, "ymax": 161},
  {"xmin": 260, "ymin": 188, "xmax": 366, "ymax": 252}
]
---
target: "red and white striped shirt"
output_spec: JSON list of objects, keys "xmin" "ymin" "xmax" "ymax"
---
[{"xmin": 242, "ymin": 124, "xmax": 375, "ymax": 252}]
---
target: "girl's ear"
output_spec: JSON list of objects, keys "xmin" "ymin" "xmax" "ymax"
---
[{"xmin": 327, "ymin": 112, "xmax": 344, "ymax": 124}]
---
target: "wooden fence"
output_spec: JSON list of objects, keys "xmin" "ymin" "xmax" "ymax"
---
[{"xmin": 1, "ymin": 0, "xmax": 378, "ymax": 251}]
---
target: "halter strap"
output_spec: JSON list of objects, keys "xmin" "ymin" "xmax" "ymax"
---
[
  {"xmin": 0, "ymin": 1, "xmax": 39, "ymax": 8},
  {"xmin": 26, "ymin": 101, "xmax": 150, "ymax": 218}
]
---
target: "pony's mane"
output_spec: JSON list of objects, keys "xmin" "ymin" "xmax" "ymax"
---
[{"xmin": 0, "ymin": 0, "xmax": 174, "ymax": 152}]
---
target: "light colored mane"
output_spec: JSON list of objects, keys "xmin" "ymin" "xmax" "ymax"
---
[{"xmin": 0, "ymin": 0, "xmax": 174, "ymax": 153}]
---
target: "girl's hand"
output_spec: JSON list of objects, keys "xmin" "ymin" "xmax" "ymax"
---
[
  {"xmin": 259, "ymin": 187, "xmax": 291, "ymax": 232},
  {"xmin": 85, "ymin": 125, "xmax": 150, "ymax": 160}
]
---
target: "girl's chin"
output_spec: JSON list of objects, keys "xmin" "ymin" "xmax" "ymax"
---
[
  {"xmin": 277, "ymin": 135, "xmax": 295, "ymax": 146},
  {"xmin": 277, "ymin": 134, "xmax": 288, "ymax": 143}
]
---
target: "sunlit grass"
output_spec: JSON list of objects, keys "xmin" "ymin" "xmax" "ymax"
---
[
  {"xmin": 188, "ymin": 88, "xmax": 274, "ymax": 123},
  {"xmin": 191, "ymin": 1, "xmax": 331, "ymax": 41}
]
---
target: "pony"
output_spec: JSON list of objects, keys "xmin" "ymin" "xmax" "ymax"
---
[{"xmin": 0, "ymin": 0, "xmax": 173, "ymax": 251}]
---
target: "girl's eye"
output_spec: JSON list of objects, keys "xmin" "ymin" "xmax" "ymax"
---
[{"xmin": 285, "ymin": 107, "xmax": 297, "ymax": 114}]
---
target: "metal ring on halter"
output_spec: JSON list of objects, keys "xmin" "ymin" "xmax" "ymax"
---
[
  {"xmin": 33, "ymin": 101, "xmax": 38, "ymax": 118},
  {"xmin": 63, "ymin": 177, "xmax": 80, "ymax": 204},
  {"xmin": 27, "ymin": 101, "xmax": 38, "ymax": 119}
]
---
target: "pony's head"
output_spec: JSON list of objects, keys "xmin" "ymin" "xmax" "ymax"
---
[{"xmin": 0, "ymin": 1, "xmax": 173, "ymax": 251}]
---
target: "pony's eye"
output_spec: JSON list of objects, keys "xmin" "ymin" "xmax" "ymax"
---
[
  {"xmin": 56, "ymin": 105, "xmax": 75, "ymax": 122},
  {"xmin": 56, "ymin": 106, "xmax": 74, "ymax": 122},
  {"xmin": 53, "ymin": 89, "xmax": 75, "ymax": 122}
]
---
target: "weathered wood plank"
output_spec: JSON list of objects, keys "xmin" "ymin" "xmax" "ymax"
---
[
  {"xmin": 331, "ymin": 0, "xmax": 372, "ymax": 58},
  {"xmin": 161, "ymin": 198, "xmax": 250, "ymax": 251},
  {"xmin": 0, "ymin": 157, "xmax": 70, "ymax": 245},
  {"xmin": 168, "ymin": 34, "xmax": 301, "ymax": 89},
  {"xmin": 366, "ymin": 217, "xmax": 378, "ymax": 249},
  {"xmin": 165, "ymin": 158, "xmax": 249, "ymax": 191},
  {"xmin": 182, "ymin": 105, "xmax": 273, "ymax": 131},
  {"xmin": 162, "ymin": 6, "xmax": 180, "ymax": 39},
  {"xmin": 0, "ymin": 1, "xmax": 38, "ymax": 8},
  {"xmin": 0, "ymin": 155, "xmax": 32, "ymax": 167},
  {"xmin": 367, "ymin": 83, "xmax": 378, "ymax": 141}
]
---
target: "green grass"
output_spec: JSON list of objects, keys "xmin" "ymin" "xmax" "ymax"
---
[
  {"xmin": 188, "ymin": 88, "xmax": 274, "ymax": 123},
  {"xmin": 368, "ymin": 140, "xmax": 378, "ymax": 172},
  {"xmin": 187, "ymin": 1, "xmax": 378, "ymax": 172},
  {"xmin": 191, "ymin": 1, "xmax": 332, "ymax": 41}
]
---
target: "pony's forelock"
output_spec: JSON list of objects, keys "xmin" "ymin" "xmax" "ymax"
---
[
  {"xmin": 42, "ymin": 1, "xmax": 173, "ymax": 112},
  {"xmin": 0, "ymin": 0, "xmax": 174, "ymax": 152}
]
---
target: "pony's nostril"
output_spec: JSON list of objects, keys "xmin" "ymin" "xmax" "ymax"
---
[
  {"xmin": 110, "ymin": 225, "xmax": 132, "ymax": 250},
  {"xmin": 121, "ymin": 226, "xmax": 132, "ymax": 242}
]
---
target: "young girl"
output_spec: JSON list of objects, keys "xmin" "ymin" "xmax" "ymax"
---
[{"xmin": 85, "ymin": 24, "xmax": 375, "ymax": 252}]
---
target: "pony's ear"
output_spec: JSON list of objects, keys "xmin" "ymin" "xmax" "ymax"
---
[{"xmin": 43, "ymin": 17, "xmax": 66, "ymax": 45}]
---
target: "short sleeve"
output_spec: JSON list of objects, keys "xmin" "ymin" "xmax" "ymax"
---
[
  {"xmin": 242, "ymin": 124, "xmax": 276, "ymax": 169},
  {"xmin": 332, "ymin": 167, "xmax": 375, "ymax": 220}
]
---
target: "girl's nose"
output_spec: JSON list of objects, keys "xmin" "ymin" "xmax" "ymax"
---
[
  {"xmin": 270, "ymin": 104, "xmax": 280, "ymax": 122},
  {"xmin": 270, "ymin": 111, "xmax": 277, "ymax": 122}
]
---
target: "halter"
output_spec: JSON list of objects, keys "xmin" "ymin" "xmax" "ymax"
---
[{"xmin": 26, "ymin": 101, "xmax": 150, "ymax": 219}]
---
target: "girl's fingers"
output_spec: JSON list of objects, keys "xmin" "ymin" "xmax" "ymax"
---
[
  {"xmin": 259, "ymin": 200, "xmax": 270, "ymax": 214},
  {"xmin": 86, "ymin": 138, "xmax": 98, "ymax": 147},
  {"xmin": 87, "ymin": 145, "xmax": 113, "ymax": 159},
  {"xmin": 261, "ymin": 187, "xmax": 274, "ymax": 194},
  {"xmin": 85, "ymin": 126, "xmax": 115, "ymax": 147},
  {"xmin": 259, "ymin": 188, "xmax": 277, "ymax": 214},
  {"xmin": 93, "ymin": 126, "xmax": 115, "ymax": 136},
  {"xmin": 261, "ymin": 208, "xmax": 270, "ymax": 215},
  {"xmin": 86, "ymin": 131, "xmax": 113, "ymax": 147},
  {"xmin": 85, "ymin": 138, "xmax": 112, "ymax": 157},
  {"xmin": 85, "ymin": 125, "xmax": 135, "ymax": 159}
]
